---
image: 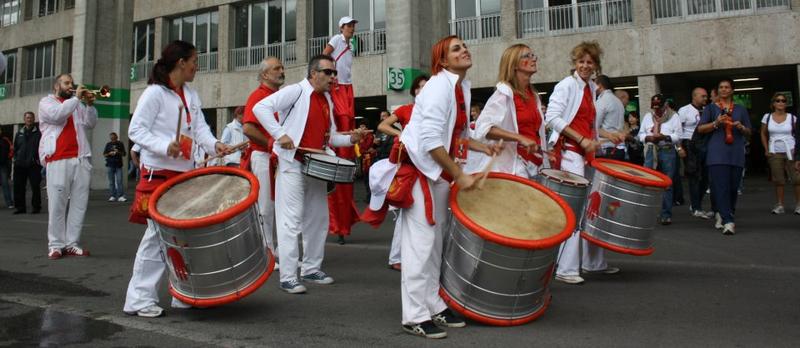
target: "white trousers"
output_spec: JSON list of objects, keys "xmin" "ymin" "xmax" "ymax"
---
[
  {"xmin": 556, "ymin": 150, "xmax": 607, "ymax": 276},
  {"xmin": 46, "ymin": 157, "xmax": 91, "ymax": 249},
  {"xmin": 124, "ymin": 220, "xmax": 166, "ymax": 312},
  {"xmin": 399, "ymin": 178, "xmax": 449, "ymax": 325},
  {"xmin": 251, "ymin": 151, "xmax": 276, "ymax": 253},
  {"xmin": 388, "ymin": 209, "xmax": 401, "ymax": 265},
  {"xmin": 275, "ymin": 161, "xmax": 329, "ymax": 283}
]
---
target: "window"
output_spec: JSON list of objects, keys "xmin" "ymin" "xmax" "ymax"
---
[
  {"xmin": 1, "ymin": 51, "xmax": 15, "ymax": 84},
  {"xmin": 310, "ymin": 0, "xmax": 386, "ymax": 57},
  {"xmin": 518, "ymin": 0, "xmax": 633, "ymax": 37},
  {"xmin": 231, "ymin": 1, "xmax": 297, "ymax": 69},
  {"xmin": 449, "ymin": 0, "xmax": 502, "ymax": 42},
  {"xmin": 26, "ymin": 43, "xmax": 55, "ymax": 80},
  {"xmin": 38, "ymin": 0, "xmax": 58, "ymax": 17},
  {"xmin": 169, "ymin": 10, "xmax": 219, "ymax": 72},
  {"xmin": 132, "ymin": 21, "xmax": 154, "ymax": 82},
  {"xmin": 652, "ymin": 0, "xmax": 790, "ymax": 22},
  {"xmin": 1, "ymin": 0, "xmax": 20, "ymax": 27},
  {"xmin": 64, "ymin": 0, "xmax": 74, "ymax": 9}
]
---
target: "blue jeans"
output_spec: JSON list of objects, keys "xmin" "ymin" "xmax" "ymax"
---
[
  {"xmin": 708, "ymin": 165, "xmax": 743, "ymax": 224},
  {"xmin": 0, "ymin": 165, "xmax": 12, "ymax": 207},
  {"xmin": 107, "ymin": 166, "xmax": 124, "ymax": 198},
  {"xmin": 645, "ymin": 147, "xmax": 677, "ymax": 219}
]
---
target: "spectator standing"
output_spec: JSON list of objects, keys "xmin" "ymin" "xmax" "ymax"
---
[
  {"xmin": 624, "ymin": 112, "xmax": 644, "ymax": 165},
  {"xmin": 0, "ymin": 127, "xmax": 13, "ymax": 209},
  {"xmin": 375, "ymin": 110, "xmax": 394, "ymax": 161},
  {"xmin": 103, "ymin": 132, "xmax": 127, "ymax": 202},
  {"xmin": 221, "ymin": 106, "xmax": 246, "ymax": 167},
  {"xmin": 678, "ymin": 88, "xmax": 713, "ymax": 219},
  {"xmin": 594, "ymin": 75, "xmax": 626, "ymax": 160},
  {"xmin": 639, "ymin": 94, "xmax": 682, "ymax": 225},
  {"xmin": 13, "ymin": 112, "xmax": 42, "ymax": 214},
  {"xmin": 760, "ymin": 92, "xmax": 798, "ymax": 214}
]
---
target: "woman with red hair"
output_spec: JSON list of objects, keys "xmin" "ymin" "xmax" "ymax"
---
[{"xmin": 395, "ymin": 35, "xmax": 498, "ymax": 339}]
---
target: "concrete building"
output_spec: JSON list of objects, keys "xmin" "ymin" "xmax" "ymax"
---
[{"xmin": 2, "ymin": 0, "xmax": 799, "ymax": 188}]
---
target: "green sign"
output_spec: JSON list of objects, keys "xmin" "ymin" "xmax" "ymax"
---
[
  {"xmin": 0, "ymin": 85, "xmax": 6, "ymax": 100},
  {"xmin": 85, "ymin": 84, "xmax": 131, "ymax": 119},
  {"xmin": 387, "ymin": 67, "xmax": 424, "ymax": 91}
]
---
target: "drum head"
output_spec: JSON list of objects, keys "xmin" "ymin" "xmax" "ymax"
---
[
  {"xmin": 591, "ymin": 159, "xmax": 672, "ymax": 188},
  {"xmin": 540, "ymin": 168, "xmax": 590, "ymax": 186},
  {"xmin": 157, "ymin": 174, "xmax": 250, "ymax": 220},
  {"xmin": 455, "ymin": 175, "xmax": 568, "ymax": 244},
  {"xmin": 307, "ymin": 153, "xmax": 356, "ymax": 166}
]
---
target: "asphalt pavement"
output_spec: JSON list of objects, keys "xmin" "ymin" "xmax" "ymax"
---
[{"xmin": 0, "ymin": 175, "xmax": 799, "ymax": 347}]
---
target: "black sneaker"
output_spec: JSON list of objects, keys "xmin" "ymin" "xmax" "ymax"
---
[
  {"xmin": 402, "ymin": 320, "xmax": 447, "ymax": 339},
  {"xmin": 431, "ymin": 308, "xmax": 466, "ymax": 328}
]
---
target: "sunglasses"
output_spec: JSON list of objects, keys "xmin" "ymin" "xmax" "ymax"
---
[
  {"xmin": 317, "ymin": 68, "xmax": 338, "ymax": 76},
  {"xmin": 520, "ymin": 53, "xmax": 538, "ymax": 61},
  {"xmin": 775, "ymin": 99, "xmax": 787, "ymax": 103}
]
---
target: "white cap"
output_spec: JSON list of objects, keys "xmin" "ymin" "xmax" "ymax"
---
[
  {"xmin": 338, "ymin": 16, "xmax": 358, "ymax": 27},
  {"xmin": 367, "ymin": 159, "xmax": 400, "ymax": 211}
]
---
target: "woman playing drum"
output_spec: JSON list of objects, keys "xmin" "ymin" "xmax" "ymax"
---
[
  {"xmin": 123, "ymin": 40, "xmax": 231, "ymax": 318},
  {"xmin": 544, "ymin": 41, "xmax": 619, "ymax": 285},
  {"xmin": 395, "ymin": 35, "xmax": 498, "ymax": 339},
  {"xmin": 470, "ymin": 43, "xmax": 547, "ymax": 178}
]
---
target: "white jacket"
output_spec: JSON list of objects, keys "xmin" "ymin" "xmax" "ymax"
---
[
  {"xmin": 38, "ymin": 95, "xmax": 98, "ymax": 164},
  {"xmin": 639, "ymin": 111, "xmax": 682, "ymax": 145},
  {"xmin": 469, "ymin": 82, "xmax": 548, "ymax": 174},
  {"xmin": 400, "ymin": 69, "xmax": 471, "ymax": 181},
  {"xmin": 252, "ymin": 78, "xmax": 352, "ymax": 171},
  {"xmin": 544, "ymin": 72, "xmax": 597, "ymax": 146},
  {"xmin": 221, "ymin": 119, "xmax": 245, "ymax": 164},
  {"xmin": 129, "ymin": 84, "xmax": 219, "ymax": 172}
]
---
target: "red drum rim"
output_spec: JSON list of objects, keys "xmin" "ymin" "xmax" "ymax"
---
[
  {"xmin": 439, "ymin": 287, "xmax": 551, "ymax": 326},
  {"xmin": 450, "ymin": 172, "xmax": 576, "ymax": 250},
  {"xmin": 169, "ymin": 249, "xmax": 276, "ymax": 307},
  {"xmin": 581, "ymin": 232, "xmax": 654, "ymax": 256},
  {"xmin": 590, "ymin": 158, "xmax": 672, "ymax": 189},
  {"xmin": 149, "ymin": 166, "xmax": 260, "ymax": 230}
]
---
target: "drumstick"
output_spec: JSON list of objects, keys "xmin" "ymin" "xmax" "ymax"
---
[
  {"xmin": 197, "ymin": 140, "xmax": 250, "ymax": 166},
  {"xmin": 339, "ymin": 129, "xmax": 374, "ymax": 135},
  {"xmin": 297, "ymin": 147, "xmax": 328, "ymax": 155},
  {"xmin": 175, "ymin": 105, "xmax": 183, "ymax": 143},
  {"xmin": 477, "ymin": 139, "xmax": 503, "ymax": 190}
]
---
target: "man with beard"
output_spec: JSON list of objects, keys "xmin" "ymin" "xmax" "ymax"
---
[{"xmin": 38, "ymin": 74, "xmax": 98, "ymax": 259}]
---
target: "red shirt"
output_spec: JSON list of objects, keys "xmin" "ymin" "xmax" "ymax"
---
[
  {"xmin": 243, "ymin": 84, "xmax": 278, "ymax": 152},
  {"xmin": 514, "ymin": 88, "xmax": 542, "ymax": 162},
  {"xmin": 393, "ymin": 103, "xmax": 414, "ymax": 128},
  {"xmin": 48, "ymin": 97, "xmax": 79, "ymax": 163},
  {"xmin": 450, "ymin": 86, "xmax": 468, "ymax": 159},
  {"xmin": 569, "ymin": 84, "xmax": 596, "ymax": 141},
  {"xmin": 298, "ymin": 92, "xmax": 331, "ymax": 150}
]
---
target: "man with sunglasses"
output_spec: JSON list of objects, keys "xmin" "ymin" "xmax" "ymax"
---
[
  {"xmin": 323, "ymin": 16, "xmax": 361, "ymax": 244},
  {"xmin": 253, "ymin": 54, "xmax": 367, "ymax": 294}
]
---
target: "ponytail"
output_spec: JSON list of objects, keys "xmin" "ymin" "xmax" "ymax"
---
[{"xmin": 148, "ymin": 40, "xmax": 196, "ymax": 86}]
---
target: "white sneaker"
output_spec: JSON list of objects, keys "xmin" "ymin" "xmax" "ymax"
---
[
  {"xmin": 171, "ymin": 297, "xmax": 192, "ymax": 309},
  {"xmin": 722, "ymin": 223, "xmax": 735, "ymax": 235},
  {"xmin": 714, "ymin": 213, "xmax": 723, "ymax": 229},
  {"xmin": 795, "ymin": 206, "xmax": 800, "ymax": 215},
  {"xmin": 108, "ymin": 196, "xmax": 117, "ymax": 202},
  {"xmin": 555, "ymin": 274, "xmax": 585, "ymax": 284},
  {"xmin": 771, "ymin": 205, "xmax": 785, "ymax": 214},
  {"xmin": 692, "ymin": 210, "xmax": 711, "ymax": 219},
  {"xmin": 125, "ymin": 304, "xmax": 164, "ymax": 318},
  {"xmin": 117, "ymin": 196, "xmax": 128, "ymax": 202}
]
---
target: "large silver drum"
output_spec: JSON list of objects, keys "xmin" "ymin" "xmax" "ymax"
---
[
  {"xmin": 536, "ymin": 168, "xmax": 590, "ymax": 221},
  {"xmin": 302, "ymin": 153, "xmax": 356, "ymax": 183},
  {"xmin": 149, "ymin": 167, "xmax": 274, "ymax": 307},
  {"xmin": 581, "ymin": 158, "xmax": 672, "ymax": 256},
  {"xmin": 441, "ymin": 173, "xmax": 575, "ymax": 326}
]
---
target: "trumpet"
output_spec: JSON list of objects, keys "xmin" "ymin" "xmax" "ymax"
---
[{"xmin": 72, "ymin": 84, "xmax": 112, "ymax": 99}]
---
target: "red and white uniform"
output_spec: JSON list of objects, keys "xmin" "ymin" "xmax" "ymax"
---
[
  {"xmin": 243, "ymin": 84, "xmax": 278, "ymax": 253},
  {"xmin": 123, "ymin": 83, "xmax": 220, "ymax": 313},
  {"xmin": 397, "ymin": 69, "xmax": 470, "ymax": 325},
  {"xmin": 469, "ymin": 82, "xmax": 548, "ymax": 178},
  {"xmin": 38, "ymin": 95, "xmax": 97, "ymax": 251},
  {"xmin": 544, "ymin": 72, "xmax": 607, "ymax": 277},
  {"xmin": 253, "ymin": 78, "xmax": 353, "ymax": 284}
]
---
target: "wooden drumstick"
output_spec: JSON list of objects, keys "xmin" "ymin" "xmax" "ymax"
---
[
  {"xmin": 477, "ymin": 139, "xmax": 503, "ymax": 190},
  {"xmin": 339, "ymin": 129, "xmax": 374, "ymax": 135},
  {"xmin": 197, "ymin": 140, "xmax": 250, "ymax": 166},
  {"xmin": 175, "ymin": 105, "xmax": 183, "ymax": 143}
]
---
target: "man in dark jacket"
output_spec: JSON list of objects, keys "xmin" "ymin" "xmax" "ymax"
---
[
  {"xmin": 13, "ymin": 111, "xmax": 42, "ymax": 214},
  {"xmin": 0, "ymin": 127, "xmax": 13, "ymax": 209},
  {"xmin": 103, "ymin": 132, "xmax": 126, "ymax": 202}
]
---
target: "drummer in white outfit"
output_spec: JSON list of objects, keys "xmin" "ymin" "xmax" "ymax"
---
[
  {"xmin": 544, "ymin": 41, "xmax": 619, "ymax": 285},
  {"xmin": 252, "ymin": 54, "xmax": 366, "ymax": 294},
  {"xmin": 39, "ymin": 74, "xmax": 98, "ymax": 260},
  {"xmin": 469, "ymin": 44, "xmax": 548, "ymax": 179},
  {"xmin": 123, "ymin": 41, "xmax": 230, "ymax": 318}
]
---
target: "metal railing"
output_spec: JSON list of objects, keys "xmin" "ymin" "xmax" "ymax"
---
[
  {"xmin": 307, "ymin": 36, "xmax": 329, "ymax": 59},
  {"xmin": 518, "ymin": 0, "xmax": 633, "ymax": 38},
  {"xmin": 449, "ymin": 14, "xmax": 502, "ymax": 42},
  {"xmin": 652, "ymin": 0, "xmax": 791, "ymax": 23},
  {"xmin": 0, "ymin": 83, "xmax": 16, "ymax": 98},
  {"xmin": 21, "ymin": 76, "xmax": 56, "ymax": 96},
  {"xmin": 131, "ymin": 60, "xmax": 154, "ymax": 82},
  {"xmin": 197, "ymin": 52, "xmax": 218, "ymax": 73},
  {"xmin": 229, "ymin": 41, "xmax": 297, "ymax": 71}
]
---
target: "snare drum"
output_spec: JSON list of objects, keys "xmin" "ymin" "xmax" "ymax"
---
[
  {"xmin": 537, "ymin": 168, "xmax": 590, "ymax": 222},
  {"xmin": 149, "ymin": 167, "xmax": 275, "ymax": 307},
  {"xmin": 441, "ymin": 172, "xmax": 575, "ymax": 326},
  {"xmin": 581, "ymin": 159, "xmax": 672, "ymax": 256},
  {"xmin": 302, "ymin": 153, "xmax": 356, "ymax": 183}
]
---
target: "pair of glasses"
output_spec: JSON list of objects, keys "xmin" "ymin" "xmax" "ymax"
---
[
  {"xmin": 317, "ymin": 68, "xmax": 338, "ymax": 76},
  {"xmin": 520, "ymin": 53, "xmax": 538, "ymax": 61},
  {"xmin": 775, "ymin": 99, "xmax": 787, "ymax": 103}
]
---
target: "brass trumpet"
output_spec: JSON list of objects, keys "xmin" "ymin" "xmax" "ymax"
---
[{"xmin": 72, "ymin": 84, "xmax": 112, "ymax": 99}]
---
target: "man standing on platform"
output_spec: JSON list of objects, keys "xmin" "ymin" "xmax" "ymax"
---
[{"xmin": 323, "ymin": 16, "xmax": 360, "ymax": 244}]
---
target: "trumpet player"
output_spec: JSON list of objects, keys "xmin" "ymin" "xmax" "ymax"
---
[{"xmin": 38, "ymin": 73, "xmax": 98, "ymax": 260}]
